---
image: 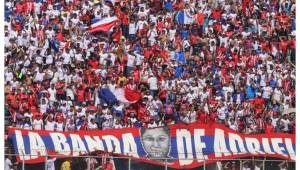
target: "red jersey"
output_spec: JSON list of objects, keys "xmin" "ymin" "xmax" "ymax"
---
[
  {"xmin": 209, "ymin": 112, "xmax": 217, "ymax": 124},
  {"xmin": 76, "ymin": 88, "xmax": 85, "ymax": 102},
  {"xmin": 280, "ymin": 40, "xmax": 289, "ymax": 53},
  {"xmin": 196, "ymin": 12, "xmax": 205, "ymax": 25},
  {"xmin": 265, "ymin": 123, "xmax": 275, "ymax": 134},
  {"xmin": 198, "ymin": 112, "xmax": 208, "ymax": 124},
  {"xmin": 212, "ymin": 9, "xmax": 221, "ymax": 20}
]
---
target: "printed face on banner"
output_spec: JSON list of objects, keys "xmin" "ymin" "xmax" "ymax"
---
[{"xmin": 141, "ymin": 127, "xmax": 171, "ymax": 161}]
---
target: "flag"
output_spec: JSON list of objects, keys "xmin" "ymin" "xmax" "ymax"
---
[
  {"xmin": 175, "ymin": 11, "xmax": 194, "ymax": 25},
  {"xmin": 124, "ymin": 87, "xmax": 141, "ymax": 103},
  {"xmin": 99, "ymin": 88, "xmax": 141, "ymax": 105},
  {"xmin": 176, "ymin": 51, "xmax": 186, "ymax": 64},
  {"xmin": 89, "ymin": 16, "xmax": 119, "ymax": 33},
  {"xmin": 99, "ymin": 88, "xmax": 118, "ymax": 105},
  {"xmin": 175, "ymin": 66, "xmax": 184, "ymax": 78}
]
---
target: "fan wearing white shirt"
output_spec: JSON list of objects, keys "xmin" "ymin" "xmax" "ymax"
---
[
  {"xmin": 45, "ymin": 27, "xmax": 55, "ymax": 39},
  {"xmin": 40, "ymin": 98, "xmax": 49, "ymax": 114},
  {"xmin": 34, "ymin": 68, "xmax": 45, "ymax": 82},
  {"xmin": 5, "ymin": 156, "xmax": 13, "ymax": 170},
  {"xmin": 128, "ymin": 20, "xmax": 137, "ymax": 41},
  {"xmin": 148, "ymin": 74, "xmax": 158, "ymax": 97},
  {"xmin": 137, "ymin": 6, "xmax": 149, "ymax": 20},
  {"xmin": 272, "ymin": 87, "xmax": 282, "ymax": 102},
  {"xmin": 33, "ymin": 115, "xmax": 44, "ymax": 130},
  {"xmin": 217, "ymin": 103, "xmax": 227, "ymax": 122},
  {"xmin": 45, "ymin": 116, "xmax": 55, "ymax": 131},
  {"xmin": 228, "ymin": 118, "xmax": 238, "ymax": 131},
  {"xmin": 55, "ymin": 119, "xmax": 64, "ymax": 132},
  {"xmin": 22, "ymin": 117, "xmax": 32, "ymax": 130},
  {"xmin": 147, "ymin": 24, "xmax": 158, "ymax": 46},
  {"xmin": 88, "ymin": 119, "xmax": 98, "ymax": 130},
  {"xmin": 62, "ymin": 48, "xmax": 72, "ymax": 65},
  {"xmin": 113, "ymin": 119, "xmax": 124, "ymax": 129},
  {"xmin": 262, "ymin": 85, "xmax": 273, "ymax": 100},
  {"xmin": 126, "ymin": 52, "xmax": 136, "ymax": 76},
  {"xmin": 133, "ymin": 51, "xmax": 144, "ymax": 67},
  {"xmin": 4, "ymin": 69, "xmax": 14, "ymax": 83},
  {"xmin": 48, "ymin": 84, "xmax": 57, "ymax": 106},
  {"xmin": 280, "ymin": 114, "xmax": 290, "ymax": 132}
]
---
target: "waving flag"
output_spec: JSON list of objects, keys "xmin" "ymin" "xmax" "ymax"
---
[
  {"xmin": 176, "ymin": 51, "xmax": 186, "ymax": 64},
  {"xmin": 89, "ymin": 16, "xmax": 119, "ymax": 33},
  {"xmin": 99, "ymin": 88, "xmax": 118, "ymax": 105},
  {"xmin": 124, "ymin": 87, "xmax": 142, "ymax": 103},
  {"xmin": 175, "ymin": 11, "xmax": 194, "ymax": 25},
  {"xmin": 99, "ymin": 88, "xmax": 141, "ymax": 105}
]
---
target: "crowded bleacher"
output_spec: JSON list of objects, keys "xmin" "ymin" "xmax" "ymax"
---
[{"xmin": 4, "ymin": 0, "xmax": 296, "ymax": 137}]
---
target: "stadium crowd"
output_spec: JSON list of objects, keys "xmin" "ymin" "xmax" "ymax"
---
[{"xmin": 4, "ymin": 0, "xmax": 296, "ymax": 137}]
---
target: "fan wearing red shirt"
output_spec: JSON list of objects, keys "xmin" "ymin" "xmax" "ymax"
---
[
  {"xmin": 87, "ymin": 101, "xmax": 97, "ymax": 111},
  {"xmin": 84, "ymin": 69, "xmax": 94, "ymax": 86},
  {"xmin": 264, "ymin": 119, "xmax": 275, "ymax": 134},
  {"xmin": 6, "ymin": 91, "xmax": 19, "ymax": 110},
  {"xmin": 143, "ymin": 47, "xmax": 153, "ymax": 59},
  {"xmin": 133, "ymin": 68, "xmax": 140, "ymax": 83},
  {"xmin": 196, "ymin": 12, "xmax": 205, "ymax": 26},
  {"xmin": 212, "ymin": 8, "xmax": 222, "ymax": 20},
  {"xmin": 279, "ymin": 37, "xmax": 289, "ymax": 58},
  {"xmin": 56, "ymin": 30, "xmax": 64, "ymax": 42},
  {"xmin": 15, "ymin": 1, "xmax": 24, "ymax": 14},
  {"xmin": 197, "ymin": 109, "xmax": 208, "ymax": 124},
  {"xmin": 30, "ymin": 106, "xmax": 40, "ymax": 118},
  {"xmin": 76, "ymin": 85, "xmax": 85, "ymax": 105},
  {"xmin": 15, "ymin": 22, "xmax": 22, "ymax": 32},
  {"xmin": 55, "ymin": 112, "xmax": 64, "ymax": 122},
  {"xmin": 56, "ymin": 80, "xmax": 66, "ymax": 101},
  {"xmin": 88, "ymin": 57, "xmax": 99, "ymax": 69},
  {"xmin": 19, "ymin": 99, "xmax": 30, "ymax": 113},
  {"xmin": 137, "ymin": 103, "xmax": 150, "ymax": 123},
  {"xmin": 84, "ymin": 86, "xmax": 94, "ymax": 102},
  {"xmin": 156, "ymin": 17, "xmax": 165, "ymax": 33},
  {"xmin": 208, "ymin": 109, "xmax": 217, "ymax": 124},
  {"xmin": 208, "ymin": 97, "xmax": 218, "ymax": 109},
  {"xmin": 253, "ymin": 94, "xmax": 265, "ymax": 115},
  {"xmin": 217, "ymin": 44, "xmax": 227, "ymax": 55},
  {"xmin": 172, "ymin": 0, "xmax": 185, "ymax": 11},
  {"xmin": 121, "ymin": 12, "xmax": 129, "ymax": 38},
  {"xmin": 112, "ymin": 26, "xmax": 122, "ymax": 43},
  {"xmin": 290, "ymin": 36, "xmax": 295, "ymax": 62},
  {"xmin": 190, "ymin": 33, "xmax": 198, "ymax": 46},
  {"xmin": 19, "ymin": 91, "xmax": 28, "ymax": 101}
]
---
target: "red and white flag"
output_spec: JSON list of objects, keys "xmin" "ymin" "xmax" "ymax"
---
[{"xmin": 89, "ymin": 16, "xmax": 119, "ymax": 33}]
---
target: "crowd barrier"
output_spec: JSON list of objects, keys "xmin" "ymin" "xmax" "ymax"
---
[{"xmin": 4, "ymin": 153, "xmax": 295, "ymax": 170}]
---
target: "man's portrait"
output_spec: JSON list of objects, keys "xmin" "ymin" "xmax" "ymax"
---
[{"xmin": 140, "ymin": 126, "xmax": 173, "ymax": 162}]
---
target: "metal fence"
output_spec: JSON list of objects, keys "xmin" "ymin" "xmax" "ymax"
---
[{"xmin": 4, "ymin": 153, "xmax": 295, "ymax": 170}]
